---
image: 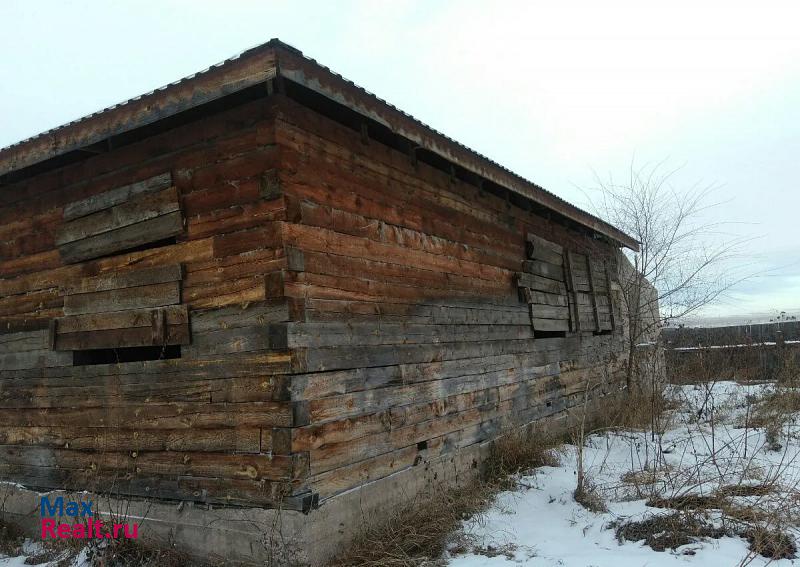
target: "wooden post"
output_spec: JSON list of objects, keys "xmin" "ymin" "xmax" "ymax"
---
[
  {"xmin": 586, "ymin": 257, "xmax": 600, "ymax": 332},
  {"xmin": 521, "ymin": 287, "xmax": 536, "ymax": 334},
  {"xmin": 48, "ymin": 319, "xmax": 57, "ymax": 350},
  {"xmin": 604, "ymin": 263, "xmax": 616, "ymax": 331},
  {"xmin": 565, "ymin": 251, "xmax": 581, "ymax": 333},
  {"xmin": 151, "ymin": 308, "xmax": 167, "ymax": 345}
]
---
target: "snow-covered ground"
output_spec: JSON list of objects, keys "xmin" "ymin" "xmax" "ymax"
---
[{"xmin": 450, "ymin": 381, "xmax": 800, "ymax": 567}]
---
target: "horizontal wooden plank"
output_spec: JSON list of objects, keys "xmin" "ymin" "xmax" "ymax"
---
[
  {"xmin": 526, "ymin": 290, "xmax": 568, "ymax": 308},
  {"xmin": 522, "ymin": 259, "xmax": 565, "ymax": 282},
  {"xmin": 0, "ymin": 318, "xmax": 51, "ymax": 335},
  {"xmin": 516, "ymin": 272, "xmax": 567, "ymax": 295},
  {"xmin": 529, "ymin": 304, "xmax": 570, "ymax": 321},
  {"xmin": 0, "ymin": 374, "xmax": 289, "ymax": 408},
  {"xmin": 190, "ymin": 300, "xmax": 289, "ymax": 333},
  {"xmin": 301, "ymin": 361, "xmax": 561, "ymax": 427},
  {"xmin": 526, "ymin": 232, "xmax": 563, "ymax": 254},
  {"xmin": 292, "ymin": 335, "xmax": 581, "ymax": 374},
  {"xmin": 56, "ymin": 305, "xmax": 187, "ymax": 334},
  {"xmin": 57, "ymin": 186, "xmax": 180, "ymax": 246},
  {"xmin": 0, "ymin": 446, "xmax": 296, "ymax": 481},
  {"xmin": 0, "ymin": 329, "xmax": 48, "ymax": 353},
  {"xmin": 62, "ymin": 173, "xmax": 172, "ymax": 221},
  {"xmin": 526, "ymin": 245, "xmax": 563, "ymax": 266},
  {"xmin": 185, "ymin": 326, "xmax": 275, "ymax": 357},
  {"xmin": 531, "ymin": 318, "xmax": 570, "ymax": 332},
  {"xmin": 301, "ymin": 298, "xmax": 530, "ymax": 325},
  {"xmin": 289, "ymin": 350, "xmax": 561, "ymax": 400},
  {"xmin": 0, "ymin": 401, "xmax": 293, "ymax": 429},
  {"xmin": 280, "ymin": 322, "xmax": 534, "ymax": 349},
  {"xmin": 0, "ymin": 349, "xmax": 72, "ymax": 371},
  {"xmin": 64, "ymin": 264, "xmax": 183, "ymax": 295},
  {"xmin": 63, "ymin": 281, "xmax": 180, "ymax": 315},
  {"xmin": 0, "ymin": 426, "xmax": 262, "ymax": 453},
  {"xmin": 58, "ymin": 211, "xmax": 184, "ymax": 264},
  {"xmin": 55, "ymin": 324, "xmax": 190, "ymax": 351}
]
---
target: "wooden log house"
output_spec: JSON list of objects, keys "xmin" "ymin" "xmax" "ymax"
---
[{"xmin": 0, "ymin": 40, "xmax": 641, "ymax": 559}]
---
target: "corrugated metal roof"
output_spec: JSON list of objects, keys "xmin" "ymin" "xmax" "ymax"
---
[{"xmin": 0, "ymin": 39, "xmax": 638, "ymax": 250}]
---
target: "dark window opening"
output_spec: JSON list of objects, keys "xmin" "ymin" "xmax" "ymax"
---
[
  {"xmin": 534, "ymin": 330, "xmax": 567, "ymax": 339},
  {"xmin": 594, "ymin": 329, "xmax": 613, "ymax": 336},
  {"xmin": 73, "ymin": 345, "xmax": 181, "ymax": 366},
  {"xmin": 416, "ymin": 440, "xmax": 428, "ymax": 451},
  {"xmin": 107, "ymin": 236, "xmax": 178, "ymax": 259}
]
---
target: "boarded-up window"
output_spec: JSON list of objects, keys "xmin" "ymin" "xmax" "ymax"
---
[
  {"xmin": 51, "ymin": 264, "xmax": 190, "ymax": 351},
  {"xmin": 56, "ymin": 173, "xmax": 182, "ymax": 264},
  {"xmin": 515, "ymin": 234, "xmax": 570, "ymax": 333},
  {"xmin": 516, "ymin": 233, "xmax": 616, "ymax": 334},
  {"xmin": 564, "ymin": 252, "xmax": 615, "ymax": 333}
]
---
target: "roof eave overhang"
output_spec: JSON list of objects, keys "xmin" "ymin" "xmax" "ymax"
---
[
  {"xmin": 0, "ymin": 40, "xmax": 639, "ymax": 252},
  {"xmin": 275, "ymin": 48, "xmax": 639, "ymax": 251}
]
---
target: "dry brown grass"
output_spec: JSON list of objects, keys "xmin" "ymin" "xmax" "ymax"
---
[
  {"xmin": 484, "ymin": 428, "xmax": 561, "ymax": 488},
  {"xmin": 84, "ymin": 539, "xmax": 208, "ymax": 567},
  {"xmin": 744, "ymin": 527, "xmax": 797, "ymax": 559},
  {"xmin": 613, "ymin": 512, "xmax": 728, "ymax": 552},
  {"xmin": 750, "ymin": 387, "xmax": 800, "ymax": 429},
  {"xmin": 331, "ymin": 428, "xmax": 562, "ymax": 567},
  {"xmin": 574, "ymin": 481, "xmax": 608, "ymax": 513}
]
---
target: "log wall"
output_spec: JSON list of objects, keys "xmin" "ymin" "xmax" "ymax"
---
[
  {"xmin": 0, "ymin": 97, "xmax": 312, "ymax": 509},
  {"xmin": 269, "ymin": 96, "xmax": 628, "ymax": 502},
  {"xmin": 0, "ymin": 91, "xmax": 630, "ymax": 511}
]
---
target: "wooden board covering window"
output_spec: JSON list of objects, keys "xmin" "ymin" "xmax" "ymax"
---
[
  {"xmin": 515, "ymin": 233, "xmax": 570, "ymax": 332},
  {"xmin": 516, "ymin": 233, "xmax": 616, "ymax": 333},
  {"xmin": 56, "ymin": 173, "xmax": 183, "ymax": 264},
  {"xmin": 52, "ymin": 264, "xmax": 190, "ymax": 351}
]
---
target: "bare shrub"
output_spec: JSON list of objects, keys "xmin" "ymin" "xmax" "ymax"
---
[{"xmin": 588, "ymin": 161, "xmax": 751, "ymax": 394}]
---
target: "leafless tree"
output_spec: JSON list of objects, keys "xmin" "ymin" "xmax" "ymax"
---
[{"xmin": 588, "ymin": 160, "xmax": 751, "ymax": 395}]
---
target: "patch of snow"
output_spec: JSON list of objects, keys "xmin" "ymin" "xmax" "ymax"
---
[{"xmin": 449, "ymin": 381, "xmax": 800, "ymax": 566}]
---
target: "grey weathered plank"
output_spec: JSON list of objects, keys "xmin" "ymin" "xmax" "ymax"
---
[
  {"xmin": 515, "ymin": 272, "xmax": 567, "ymax": 295},
  {"xmin": 58, "ymin": 211, "xmax": 183, "ymax": 264},
  {"xmin": 528, "ymin": 304, "xmax": 570, "ymax": 321},
  {"xmin": 63, "ymin": 281, "xmax": 180, "ymax": 315},
  {"xmin": 526, "ymin": 233, "xmax": 564, "ymax": 255},
  {"xmin": 57, "ymin": 186, "xmax": 180, "ymax": 245},
  {"xmin": 56, "ymin": 306, "xmax": 187, "ymax": 334},
  {"xmin": 190, "ymin": 300, "xmax": 290, "ymax": 333},
  {"xmin": 55, "ymin": 325, "xmax": 190, "ymax": 350},
  {"xmin": 522, "ymin": 259, "xmax": 565, "ymax": 282},
  {"xmin": 531, "ymin": 318, "xmax": 570, "ymax": 332},
  {"xmin": 62, "ymin": 172, "xmax": 172, "ymax": 221},
  {"xmin": 65, "ymin": 264, "xmax": 183, "ymax": 295}
]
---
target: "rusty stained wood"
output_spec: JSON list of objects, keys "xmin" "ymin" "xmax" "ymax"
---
[{"xmin": 62, "ymin": 173, "xmax": 172, "ymax": 222}]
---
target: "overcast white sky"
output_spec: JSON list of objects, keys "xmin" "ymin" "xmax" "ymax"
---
[{"xmin": 1, "ymin": 1, "xmax": 798, "ymax": 321}]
